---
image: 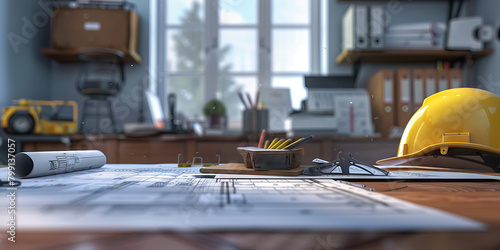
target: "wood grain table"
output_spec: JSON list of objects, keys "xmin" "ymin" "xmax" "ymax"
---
[{"xmin": 2, "ymin": 176, "xmax": 500, "ymax": 250}]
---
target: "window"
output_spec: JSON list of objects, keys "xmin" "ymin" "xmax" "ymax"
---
[{"xmin": 156, "ymin": 0, "xmax": 322, "ymax": 130}]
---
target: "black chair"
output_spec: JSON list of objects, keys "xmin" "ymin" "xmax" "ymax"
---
[{"xmin": 76, "ymin": 48, "xmax": 125, "ymax": 134}]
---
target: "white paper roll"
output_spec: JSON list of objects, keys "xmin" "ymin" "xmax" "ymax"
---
[{"xmin": 14, "ymin": 150, "xmax": 106, "ymax": 178}]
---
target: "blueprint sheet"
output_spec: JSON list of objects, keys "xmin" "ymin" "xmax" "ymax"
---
[{"xmin": 0, "ymin": 164, "xmax": 484, "ymax": 232}]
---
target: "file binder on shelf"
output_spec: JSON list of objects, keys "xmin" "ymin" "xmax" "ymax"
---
[
  {"xmin": 367, "ymin": 69, "xmax": 395, "ymax": 137},
  {"xmin": 448, "ymin": 69, "xmax": 463, "ymax": 88},
  {"xmin": 424, "ymin": 69, "xmax": 437, "ymax": 98},
  {"xmin": 395, "ymin": 69, "xmax": 412, "ymax": 128},
  {"xmin": 370, "ymin": 5, "xmax": 384, "ymax": 49},
  {"xmin": 437, "ymin": 70, "xmax": 449, "ymax": 92},
  {"xmin": 412, "ymin": 69, "xmax": 425, "ymax": 113},
  {"xmin": 342, "ymin": 5, "xmax": 368, "ymax": 50}
]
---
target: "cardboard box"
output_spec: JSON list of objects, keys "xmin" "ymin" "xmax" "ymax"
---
[{"xmin": 51, "ymin": 7, "xmax": 139, "ymax": 57}]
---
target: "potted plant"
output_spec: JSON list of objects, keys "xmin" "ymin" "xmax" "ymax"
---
[{"xmin": 203, "ymin": 99, "xmax": 226, "ymax": 129}]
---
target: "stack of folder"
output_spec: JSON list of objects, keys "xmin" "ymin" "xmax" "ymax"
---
[
  {"xmin": 367, "ymin": 68, "xmax": 462, "ymax": 138},
  {"xmin": 385, "ymin": 22, "xmax": 446, "ymax": 49},
  {"xmin": 342, "ymin": 5, "xmax": 385, "ymax": 50}
]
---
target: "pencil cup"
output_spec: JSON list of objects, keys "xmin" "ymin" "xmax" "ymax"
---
[
  {"xmin": 242, "ymin": 109, "xmax": 268, "ymax": 135},
  {"xmin": 237, "ymin": 147, "xmax": 304, "ymax": 170}
]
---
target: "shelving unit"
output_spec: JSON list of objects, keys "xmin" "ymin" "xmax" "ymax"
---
[
  {"xmin": 335, "ymin": 49, "xmax": 493, "ymax": 64},
  {"xmin": 42, "ymin": 48, "xmax": 142, "ymax": 64}
]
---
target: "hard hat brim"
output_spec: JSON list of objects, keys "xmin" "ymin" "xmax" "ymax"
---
[{"xmin": 376, "ymin": 142, "xmax": 500, "ymax": 166}]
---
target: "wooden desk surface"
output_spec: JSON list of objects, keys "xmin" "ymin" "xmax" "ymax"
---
[{"xmin": 3, "ymin": 177, "xmax": 500, "ymax": 249}]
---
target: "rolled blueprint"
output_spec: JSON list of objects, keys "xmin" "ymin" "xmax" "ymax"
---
[{"xmin": 14, "ymin": 150, "xmax": 106, "ymax": 178}]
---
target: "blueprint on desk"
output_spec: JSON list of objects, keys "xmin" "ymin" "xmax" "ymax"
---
[{"xmin": 0, "ymin": 164, "xmax": 484, "ymax": 232}]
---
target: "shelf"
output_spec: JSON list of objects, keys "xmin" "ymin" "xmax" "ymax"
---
[
  {"xmin": 42, "ymin": 48, "xmax": 142, "ymax": 64},
  {"xmin": 335, "ymin": 49, "xmax": 493, "ymax": 64}
]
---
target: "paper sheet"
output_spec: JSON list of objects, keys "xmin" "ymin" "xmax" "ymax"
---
[{"xmin": 0, "ymin": 164, "xmax": 485, "ymax": 232}]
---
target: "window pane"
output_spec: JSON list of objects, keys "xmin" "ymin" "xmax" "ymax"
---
[
  {"xmin": 219, "ymin": 29, "xmax": 257, "ymax": 72},
  {"xmin": 218, "ymin": 76, "xmax": 258, "ymax": 129},
  {"xmin": 167, "ymin": 0, "xmax": 204, "ymax": 25},
  {"xmin": 272, "ymin": 29, "xmax": 310, "ymax": 72},
  {"xmin": 166, "ymin": 29, "xmax": 204, "ymax": 73},
  {"xmin": 272, "ymin": 76, "xmax": 307, "ymax": 110},
  {"xmin": 272, "ymin": 0, "xmax": 310, "ymax": 24},
  {"xmin": 166, "ymin": 76, "xmax": 205, "ymax": 119},
  {"xmin": 219, "ymin": 0, "xmax": 257, "ymax": 25}
]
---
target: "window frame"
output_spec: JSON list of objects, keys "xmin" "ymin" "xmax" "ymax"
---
[{"xmin": 155, "ymin": 0, "xmax": 322, "ymax": 122}]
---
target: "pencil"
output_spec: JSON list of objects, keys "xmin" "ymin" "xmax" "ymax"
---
[
  {"xmin": 284, "ymin": 135, "xmax": 315, "ymax": 150},
  {"xmin": 263, "ymin": 140, "xmax": 270, "ymax": 149},
  {"xmin": 276, "ymin": 139, "xmax": 292, "ymax": 149},
  {"xmin": 257, "ymin": 129, "xmax": 266, "ymax": 148},
  {"xmin": 283, "ymin": 138, "xmax": 303, "ymax": 150},
  {"xmin": 267, "ymin": 137, "xmax": 279, "ymax": 149},
  {"xmin": 270, "ymin": 139, "xmax": 285, "ymax": 149}
]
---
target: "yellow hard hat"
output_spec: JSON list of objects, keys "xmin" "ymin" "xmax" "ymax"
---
[{"xmin": 377, "ymin": 88, "xmax": 500, "ymax": 172}]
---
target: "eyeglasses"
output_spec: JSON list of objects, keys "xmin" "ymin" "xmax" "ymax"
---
[{"xmin": 303, "ymin": 152, "xmax": 390, "ymax": 176}]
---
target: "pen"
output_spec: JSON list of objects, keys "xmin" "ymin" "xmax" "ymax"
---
[
  {"xmin": 255, "ymin": 89, "xmax": 260, "ymax": 109},
  {"xmin": 238, "ymin": 92, "xmax": 249, "ymax": 110},
  {"xmin": 284, "ymin": 135, "xmax": 315, "ymax": 150},
  {"xmin": 246, "ymin": 92, "xmax": 254, "ymax": 109},
  {"xmin": 257, "ymin": 129, "xmax": 266, "ymax": 148}
]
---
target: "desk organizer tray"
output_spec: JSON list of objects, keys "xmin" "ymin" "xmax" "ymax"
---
[{"xmin": 236, "ymin": 147, "xmax": 304, "ymax": 170}]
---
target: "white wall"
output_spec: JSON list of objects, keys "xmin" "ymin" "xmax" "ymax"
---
[{"xmin": 1, "ymin": 0, "xmax": 52, "ymax": 109}]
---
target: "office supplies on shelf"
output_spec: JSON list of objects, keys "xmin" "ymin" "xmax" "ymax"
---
[
  {"xmin": 448, "ymin": 69, "xmax": 463, "ymax": 88},
  {"xmin": 447, "ymin": 16, "xmax": 493, "ymax": 51},
  {"xmin": 386, "ymin": 22, "xmax": 446, "ymax": 34},
  {"xmin": 385, "ymin": 22, "xmax": 446, "ymax": 50},
  {"xmin": 412, "ymin": 69, "xmax": 425, "ymax": 113},
  {"xmin": 396, "ymin": 69, "xmax": 412, "ymax": 128},
  {"xmin": 236, "ymin": 147, "xmax": 304, "ymax": 170},
  {"xmin": 367, "ymin": 69, "xmax": 396, "ymax": 138},
  {"xmin": 14, "ymin": 150, "xmax": 106, "ymax": 178},
  {"xmin": 424, "ymin": 69, "xmax": 437, "ymax": 98},
  {"xmin": 437, "ymin": 70, "xmax": 449, "ymax": 92},
  {"xmin": 342, "ymin": 5, "xmax": 368, "ymax": 50},
  {"xmin": 369, "ymin": 5, "xmax": 384, "ymax": 49}
]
